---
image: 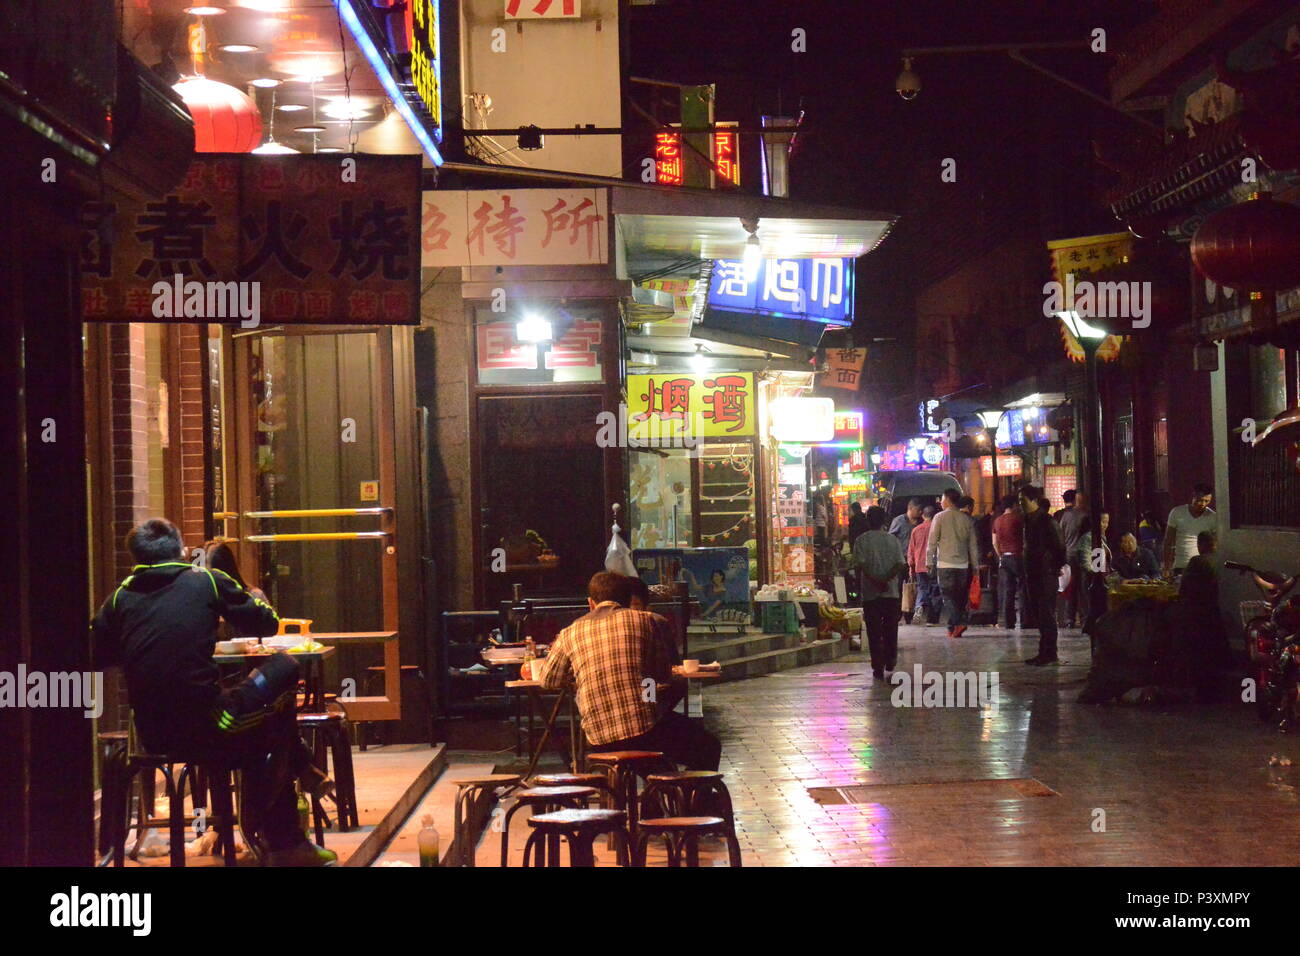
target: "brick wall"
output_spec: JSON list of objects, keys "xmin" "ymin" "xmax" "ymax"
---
[
  {"xmin": 108, "ymin": 323, "xmax": 149, "ymax": 580},
  {"xmin": 174, "ymin": 323, "xmax": 208, "ymax": 549}
]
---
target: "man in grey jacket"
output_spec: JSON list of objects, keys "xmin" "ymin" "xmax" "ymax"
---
[{"xmin": 926, "ymin": 488, "xmax": 982, "ymax": 639}]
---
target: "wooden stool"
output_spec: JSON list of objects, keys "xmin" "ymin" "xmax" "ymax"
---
[
  {"xmin": 640, "ymin": 771, "xmax": 742, "ymax": 867},
  {"xmin": 499, "ymin": 786, "xmax": 598, "ymax": 866},
  {"xmin": 528, "ymin": 772, "xmax": 615, "ymax": 803},
  {"xmin": 585, "ymin": 751, "xmax": 667, "ymax": 837},
  {"xmin": 523, "ymin": 809, "xmax": 631, "ymax": 867},
  {"xmin": 297, "ymin": 712, "xmax": 360, "ymax": 833},
  {"xmin": 111, "ymin": 752, "xmax": 237, "ymax": 868},
  {"xmin": 634, "ymin": 817, "xmax": 732, "ymax": 867},
  {"xmin": 452, "ymin": 774, "xmax": 522, "ymax": 867}
]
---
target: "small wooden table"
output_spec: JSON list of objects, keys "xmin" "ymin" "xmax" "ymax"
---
[{"xmin": 213, "ymin": 646, "xmax": 336, "ymax": 712}]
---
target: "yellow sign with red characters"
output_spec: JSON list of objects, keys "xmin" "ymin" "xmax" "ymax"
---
[{"xmin": 627, "ymin": 373, "xmax": 756, "ymax": 439}]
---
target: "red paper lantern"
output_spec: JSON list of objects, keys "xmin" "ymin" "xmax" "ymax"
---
[
  {"xmin": 1190, "ymin": 192, "xmax": 1300, "ymax": 291},
  {"xmin": 173, "ymin": 77, "xmax": 263, "ymax": 153},
  {"xmin": 1082, "ymin": 241, "xmax": 1189, "ymax": 336}
]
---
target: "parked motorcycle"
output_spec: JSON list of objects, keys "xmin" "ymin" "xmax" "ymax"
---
[{"xmin": 1226, "ymin": 561, "xmax": 1300, "ymax": 727}]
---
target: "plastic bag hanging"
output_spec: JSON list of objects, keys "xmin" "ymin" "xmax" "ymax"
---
[{"xmin": 605, "ymin": 504, "xmax": 637, "ymax": 577}]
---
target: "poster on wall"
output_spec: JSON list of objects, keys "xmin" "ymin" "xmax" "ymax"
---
[
  {"xmin": 1044, "ymin": 464, "xmax": 1077, "ymax": 511},
  {"xmin": 634, "ymin": 548, "xmax": 751, "ymax": 624}
]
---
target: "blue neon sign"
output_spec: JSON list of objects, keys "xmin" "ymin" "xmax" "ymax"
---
[{"xmin": 707, "ymin": 258, "xmax": 854, "ymax": 325}]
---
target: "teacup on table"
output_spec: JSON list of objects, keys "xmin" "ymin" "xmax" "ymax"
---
[{"xmin": 681, "ymin": 659, "xmax": 700, "ymax": 674}]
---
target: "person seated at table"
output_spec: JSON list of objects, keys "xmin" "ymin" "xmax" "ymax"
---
[
  {"xmin": 1161, "ymin": 530, "xmax": 1227, "ymax": 702},
  {"xmin": 92, "ymin": 517, "xmax": 336, "ymax": 866},
  {"xmin": 537, "ymin": 571, "xmax": 721, "ymax": 771},
  {"xmin": 202, "ymin": 538, "xmax": 270, "ymax": 638},
  {"xmin": 1113, "ymin": 533, "xmax": 1159, "ymax": 580}
]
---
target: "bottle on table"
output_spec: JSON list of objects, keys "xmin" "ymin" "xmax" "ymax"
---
[
  {"xmin": 523, "ymin": 637, "xmax": 536, "ymax": 679},
  {"xmin": 418, "ymin": 815, "xmax": 440, "ymax": 867}
]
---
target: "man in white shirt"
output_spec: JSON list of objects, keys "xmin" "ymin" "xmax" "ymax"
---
[
  {"xmin": 1162, "ymin": 483, "xmax": 1217, "ymax": 576},
  {"xmin": 926, "ymin": 488, "xmax": 983, "ymax": 639}
]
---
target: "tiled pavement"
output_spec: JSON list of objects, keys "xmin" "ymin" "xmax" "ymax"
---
[
  {"xmin": 701, "ymin": 623, "xmax": 1300, "ymax": 866},
  {"xmin": 480, "ymin": 622, "xmax": 1300, "ymax": 866}
]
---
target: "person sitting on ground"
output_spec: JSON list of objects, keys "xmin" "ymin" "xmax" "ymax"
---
[
  {"xmin": 92, "ymin": 518, "xmax": 336, "ymax": 866},
  {"xmin": 538, "ymin": 571, "xmax": 721, "ymax": 771},
  {"xmin": 1113, "ymin": 533, "xmax": 1159, "ymax": 580}
]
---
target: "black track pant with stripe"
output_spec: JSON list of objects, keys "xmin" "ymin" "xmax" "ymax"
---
[{"xmin": 188, "ymin": 655, "xmax": 317, "ymax": 852}]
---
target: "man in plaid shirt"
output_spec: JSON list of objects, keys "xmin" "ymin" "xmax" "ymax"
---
[{"xmin": 538, "ymin": 572, "xmax": 721, "ymax": 770}]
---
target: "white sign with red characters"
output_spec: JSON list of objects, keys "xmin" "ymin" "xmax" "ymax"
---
[
  {"xmin": 505, "ymin": 0, "xmax": 581, "ymax": 19},
  {"xmin": 422, "ymin": 188, "xmax": 608, "ymax": 268}
]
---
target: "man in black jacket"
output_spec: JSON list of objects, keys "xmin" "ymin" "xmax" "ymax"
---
[
  {"xmin": 92, "ymin": 518, "xmax": 334, "ymax": 866},
  {"xmin": 1019, "ymin": 486, "xmax": 1066, "ymax": 666}
]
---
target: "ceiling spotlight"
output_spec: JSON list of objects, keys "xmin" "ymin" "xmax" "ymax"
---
[
  {"xmin": 250, "ymin": 77, "xmax": 281, "ymax": 88},
  {"xmin": 517, "ymin": 124, "xmax": 545, "ymax": 150},
  {"xmin": 515, "ymin": 313, "xmax": 552, "ymax": 343},
  {"xmin": 690, "ymin": 344, "xmax": 710, "ymax": 372},
  {"xmin": 251, "ymin": 140, "xmax": 299, "ymax": 154},
  {"xmin": 276, "ymin": 103, "xmax": 307, "ymax": 111},
  {"xmin": 293, "ymin": 125, "xmax": 327, "ymax": 133},
  {"xmin": 316, "ymin": 146, "xmax": 342, "ymax": 153},
  {"xmin": 220, "ymin": 43, "xmax": 258, "ymax": 53},
  {"xmin": 184, "ymin": 6, "xmax": 227, "ymax": 15},
  {"xmin": 321, "ymin": 99, "xmax": 371, "ymax": 120},
  {"xmin": 896, "ymin": 56, "xmax": 921, "ymax": 101}
]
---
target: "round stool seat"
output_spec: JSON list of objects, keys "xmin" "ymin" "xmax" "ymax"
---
[
  {"xmin": 586, "ymin": 751, "xmax": 663, "ymax": 764},
  {"xmin": 646, "ymin": 771, "xmax": 723, "ymax": 783},
  {"xmin": 453, "ymin": 774, "xmax": 522, "ymax": 789},
  {"xmin": 638, "ymin": 816, "xmax": 726, "ymax": 831},
  {"xmin": 531, "ymin": 773, "xmax": 607, "ymax": 788},
  {"xmin": 513, "ymin": 786, "xmax": 597, "ymax": 803},
  {"xmin": 528, "ymin": 808, "xmax": 626, "ymax": 830}
]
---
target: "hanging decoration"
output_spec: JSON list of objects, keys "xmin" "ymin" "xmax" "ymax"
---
[
  {"xmin": 174, "ymin": 77, "xmax": 264, "ymax": 153},
  {"xmin": 1191, "ymin": 192, "xmax": 1300, "ymax": 337}
]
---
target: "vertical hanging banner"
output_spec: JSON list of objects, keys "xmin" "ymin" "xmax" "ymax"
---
[
  {"xmin": 80, "ymin": 155, "xmax": 422, "ymax": 324},
  {"xmin": 713, "ymin": 124, "xmax": 740, "ymax": 187},
  {"xmin": 655, "ymin": 131, "xmax": 684, "ymax": 186}
]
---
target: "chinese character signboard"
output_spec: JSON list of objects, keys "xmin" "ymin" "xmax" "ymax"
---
[
  {"xmin": 980, "ymin": 455, "xmax": 1022, "ymax": 478},
  {"xmin": 708, "ymin": 258, "xmax": 853, "ymax": 325},
  {"xmin": 407, "ymin": 0, "xmax": 442, "ymax": 134},
  {"xmin": 821, "ymin": 346, "xmax": 866, "ymax": 391},
  {"xmin": 476, "ymin": 314, "xmax": 603, "ymax": 384},
  {"xmin": 713, "ymin": 126, "xmax": 740, "ymax": 186},
  {"xmin": 81, "ymin": 155, "xmax": 422, "ymax": 324},
  {"xmin": 422, "ymin": 189, "xmax": 608, "ymax": 267},
  {"xmin": 1046, "ymin": 231, "xmax": 1129, "ymax": 363},
  {"xmin": 655, "ymin": 131, "xmax": 684, "ymax": 186},
  {"xmin": 505, "ymin": 0, "xmax": 581, "ymax": 18},
  {"xmin": 627, "ymin": 373, "xmax": 756, "ymax": 439}
]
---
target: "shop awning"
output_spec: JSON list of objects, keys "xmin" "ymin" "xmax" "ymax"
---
[{"xmin": 613, "ymin": 186, "xmax": 895, "ymax": 275}]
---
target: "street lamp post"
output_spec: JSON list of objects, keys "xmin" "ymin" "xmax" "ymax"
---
[
  {"xmin": 1058, "ymin": 311, "xmax": 1108, "ymax": 633},
  {"xmin": 975, "ymin": 408, "xmax": 1008, "ymax": 509}
]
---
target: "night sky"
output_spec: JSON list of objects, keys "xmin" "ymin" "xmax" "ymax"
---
[{"xmin": 628, "ymin": 0, "xmax": 1158, "ymax": 411}]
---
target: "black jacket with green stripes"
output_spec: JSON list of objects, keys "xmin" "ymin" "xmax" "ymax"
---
[{"xmin": 91, "ymin": 562, "xmax": 279, "ymax": 749}]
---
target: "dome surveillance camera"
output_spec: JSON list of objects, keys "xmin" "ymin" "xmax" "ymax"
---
[{"xmin": 896, "ymin": 57, "xmax": 921, "ymax": 101}]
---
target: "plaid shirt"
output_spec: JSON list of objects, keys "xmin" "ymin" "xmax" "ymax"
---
[{"xmin": 537, "ymin": 602, "xmax": 677, "ymax": 745}]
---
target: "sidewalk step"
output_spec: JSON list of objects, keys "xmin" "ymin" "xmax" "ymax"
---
[
  {"xmin": 684, "ymin": 630, "xmax": 803, "ymax": 662},
  {"xmin": 716, "ymin": 635, "xmax": 849, "ymax": 682}
]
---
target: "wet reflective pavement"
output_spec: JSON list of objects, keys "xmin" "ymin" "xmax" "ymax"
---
[{"xmin": 700, "ymin": 624, "xmax": 1300, "ymax": 866}]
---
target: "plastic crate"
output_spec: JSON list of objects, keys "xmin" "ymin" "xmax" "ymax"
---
[{"xmin": 761, "ymin": 601, "xmax": 799, "ymax": 634}]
